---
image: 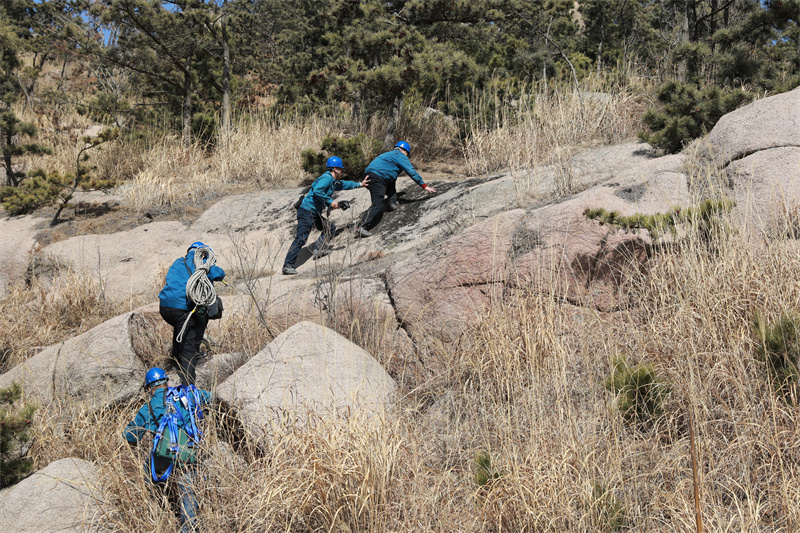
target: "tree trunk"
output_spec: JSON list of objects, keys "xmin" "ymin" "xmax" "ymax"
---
[
  {"xmin": 678, "ymin": 0, "xmax": 698, "ymax": 81},
  {"xmin": 351, "ymin": 91, "xmax": 362, "ymax": 123},
  {"xmin": 686, "ymin": 0, "xmax": 698, "ymax": 43},
  {"xmin": 383, "ymin": 95, "xmax": 403, "ymax": 150},
  {"xmin": 182, "ymin": 68, "xmax": 193, "ymax": 150},
  {"xmin": 220, "ymin": 2, "xmax": 231, "ymax": 132},
  {"xmin": 2, "ymin": 129, "xmax": 16, "ymax": 187}
]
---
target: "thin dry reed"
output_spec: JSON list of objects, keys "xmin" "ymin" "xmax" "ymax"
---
[
  {"xmin": 24, "ymin": 210, "xmax": 800, "ymax": 531},
  {"xmin": 0, "ymin": 267, "xmax": 121, "ymax": 371},
  {"xmin": 464, "ymin": 78, "xmax": 648, "ymax": 183}
]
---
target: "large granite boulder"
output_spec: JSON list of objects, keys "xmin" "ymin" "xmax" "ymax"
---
[
  {"xmin": 0, "ymin": 312, "xmax": 146, "ymax": 408},
  {"xmin": 216, "ymin": 321, "xmax": 396, "ymax": 438},
  {"xmin": 0, "ymin": 458, "xmax": 106, "ymax": 532},
  {"xmin": 0, "ymin": 214, "xmax": 39, "ymax": 298},
  {"xmin": 228, "ymin": 273, "xmax": 418, "ymax": 382},
  {"xmin": 388, "ymin": 154, "xmax": 690, "ymax": 343},
  {"xmin": 724, "ymin": 146, "xmax": 800, "ymax": 240},
  {"xmin": 707, "ymin": 86, "xmax": 800, "ymax": 168},
  {"xmin": 513, "ymin": 154, "xmax": 690, "ymax": 307},
  {"xmin": 43, "ymin": 221, "xmax": 188, "ymax": 302},
  {"xmin": 388, "ymin": 209, "xmax": 526, "ymax": 344}
]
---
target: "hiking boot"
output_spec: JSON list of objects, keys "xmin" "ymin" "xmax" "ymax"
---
[
  {"xmin": 282, "ymin": 265, "xmax": 298, "ymax": 275},
  {"xmin": 355, "ymin": 227, "xmax": 372, "ymax": 238},
  {"xmin": 312, "ymin": 248, "xmax": 332, "ymax": 260},
  {"xmin": 386, "ymin": 201, "xmax": 399, "ymax": 211}
]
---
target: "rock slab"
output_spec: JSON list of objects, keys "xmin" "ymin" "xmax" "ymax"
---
[
  {"xmin": 0, "ymin": 458, "xmax": 106, "ymax": 532},
  {"xmin": 217, "ymin": 321, "xmax": 397, "ymax": 436},
  {"xmin": 0, "ymin": 312, "xmax": 146, "ymax": 408}
]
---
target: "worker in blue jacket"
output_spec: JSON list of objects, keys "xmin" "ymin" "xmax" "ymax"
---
[
  {"xmin": 355, "ymin": 141, "xmax": 437, "ymax": 237},
  {"xmin": 158, "ymin": 242, "xmax": 226, "ymax": 385},
  {"xmin": 125, "ymin": 368, "xmax": 213, "ymax": 533},
  {"xmin": 282, "ymin": 156, "xmax": 369, "ymax": 275}
]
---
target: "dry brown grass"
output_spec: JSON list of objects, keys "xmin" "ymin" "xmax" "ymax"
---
[
  {"xmin": 119, "ymin": 115, "xmax": 343, "ymax": 215},
  {"xmin": 22, "ymin": 215, "xmax": 800, "ymax": 532},
  {"xmin": 11, "ymin": 80, "xmax": 800, "ymax": 532},
  {"xmin": 464, "ymin": 77, "xmax": 649, "ymax": 193},
  {"xmin": 0, "ymin": 266, "xmax": 123, "ymax": 371}
]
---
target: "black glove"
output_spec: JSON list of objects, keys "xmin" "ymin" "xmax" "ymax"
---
[{"xmin": 339, "ymin": 200, "xmax": 350, "ymax": 211}]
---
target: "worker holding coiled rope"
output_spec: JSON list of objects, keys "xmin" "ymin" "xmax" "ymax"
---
[{"xmin": 158, "ymin": 242, "xmax": 226, "ymax": 386}]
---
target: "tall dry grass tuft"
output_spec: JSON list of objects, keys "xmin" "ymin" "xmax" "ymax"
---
[
  {"xmin": 464, "ymin": 77, "xmax": 648, "ymax": 182},
  {"xmin": 0, "ymin": 267, "xmax": 122, "ymax": 371},
  {"xmin": 214, "ymin": 114, "xmax": 339, "ymax": 186},
  {"xmin": 118, "ymin": 115, "xmax": 344, "ymax": 215}
]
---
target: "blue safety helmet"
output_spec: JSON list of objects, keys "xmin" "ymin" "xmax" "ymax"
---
[
  {"xmin": 326, "ymin": 156, "xmax": 344, "ymax": 170},
  {"xmin": 144, "ymin": 367, "xmax": 168, "ymax": 389},
  {"xmin": 395, "ymin": 141, "xmax": 411, "ymax": 154},
  {"xmin": 187, "ymin": 241, "xmax": 211, "ymax": 254}
]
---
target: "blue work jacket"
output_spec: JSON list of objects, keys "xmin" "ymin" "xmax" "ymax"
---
[
  {"xmin": 299, "ymin": 171, "xmax": 361, "ymax": 215},
  {"xmin": 158, "ymin": 250, "xmax": 225, "ymax": 311},
  {"xmin": 364, "ymin": 150, "xmax": 426, "ymax": 186}
]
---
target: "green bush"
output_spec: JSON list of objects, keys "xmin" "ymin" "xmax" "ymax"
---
[
  {"xmin": 473, "ymin": 451, "xmax": 502, "ymax": 487},
  {"xmin": 639, "ymin": 81, "xmax": 752, "ymax": 154},
  {"xmin": 0, "ymin": 169, "xmax": 63, "ymax": 215},
  {"xmin": 192, "ymin": 111, "xmax": 217, "ymax": 147},
  {"xmin": 0, "ymin": 382, "xmax": 36, "ymax": 488},
  {"xmin": 752, "ymin": 309, "xmax": 800, "ymax": 400},
  {"xmin": 589, "ymin": 481, "xmax": 626, "ymax": 532},
  {"xmin": 603, "ymin": 355, "xmax": 668, "ymax": 428},
  {"xmin": 584, "ymin": 198, "xmax": 734, "ymax": 247},
  {"xmin": 300, "ymin": 133, "xmax": 382, "ymax": 180}
]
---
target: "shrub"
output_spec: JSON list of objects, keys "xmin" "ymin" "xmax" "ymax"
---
[
  {"xmin": 639, "ymin": 81, "xmax": 752, "ymax": 154},
  {"xmin": 0, "ymin": 382, "xmax": 36, "ymax": 488},
  {"xmin": 473, "ymin": 451, "xmax": 502, "ymax": 487},
  {"xmin": 589, "ymin": 481, "xmax": 626, "ymax": 532},
  {"xmin": 300, "ymin": 133, "xmax": 382, "ymax": 180},
  {"xmin": 603, "ymin": 355, "xmax": 668, "ymax": 428},
  {"xmin": 584, "ymin": 198, "xmax": 734, "ymax": 246},
  {"xmin": 752, "ymin": 309, "xmax": 800, "ymax": 400}
]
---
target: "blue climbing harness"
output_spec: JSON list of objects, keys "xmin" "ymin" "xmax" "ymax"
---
[{"xmin": 149, "ymin": 385, "xmax": 204, "ymax": 483}]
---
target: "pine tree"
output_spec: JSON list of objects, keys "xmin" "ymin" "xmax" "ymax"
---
[
  {"xmin": 89, "ymin": 0, "xmax": 227, "ymax": 148},
  {"xmin": 0, "ymin": 0, "xmax": 53, "ymax": 187},
  {"xmin": 641, "ymin": 0, "xmax": 800, "ymax": 153},
  {"xmin": 0, "ymin": 382, "xmax": 36, "ymax": 489},
  {"xmin": 0, "ymin": 128, "xmax": 118, "ymax": 224}
]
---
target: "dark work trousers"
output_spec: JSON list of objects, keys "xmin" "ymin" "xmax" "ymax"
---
[
  {"xmin": 283, "ymin": 207, "xmax": 335, "ymax": 268},
  {"xmin": 159, "ymin": 306, "xmax": 206, "ymax": 386},
  {"xmin": 359, "ymin": 174, "xmax": 397, "ymax": 230}
]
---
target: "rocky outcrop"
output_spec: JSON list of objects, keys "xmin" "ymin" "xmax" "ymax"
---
[
  {"xmin": 0, "ymin": 214, "xmax": 39, "ymax": 298},
  {"xmin": 43, "ymin": 221, "xmax": 188, "ymax": 302},
  {"xmin": 707, "ymin": 85, "xmax": 800, "ymax": 167},
  {"xmin": 389, "ymin": 154, "xmax": 690, "ymax": 342},
  {"xmin": 389, "ymin": 209, "xmax": 527, "ymax": 343},
  {"xmin": 216, "ymin": 321, "xmax": 397, "ymax": 438},
  {"xmin": 724, "ymin": 146, "xmax": 800, "ymax": 240},
  {"xmin": 0, "ymin": 313, "xmax": 145, "ymax": 408},
  {"xmin": 0, "ymin": 458, "xmax": 106, "ymax": 532}
]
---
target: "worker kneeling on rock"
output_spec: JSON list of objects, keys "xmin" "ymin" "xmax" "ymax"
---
[{"xmin": 282, "ymin": 156, "xmax": 370, "ymax": 275}]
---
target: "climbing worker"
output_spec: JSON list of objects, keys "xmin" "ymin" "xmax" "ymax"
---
[
  {"xmin": 282, "ymin": 156, "xmax": 370, "ymax": 275},
  {"xmin": 125, "ymin": 367, "xmax": 213, "ymax": 533},
  {"xmin": 355, "ymin": 140, "xmax": 437, "ymax": 237},
  {"xmin": 158, "ymin": 242, "xmax": 226, "ymax": 385}
]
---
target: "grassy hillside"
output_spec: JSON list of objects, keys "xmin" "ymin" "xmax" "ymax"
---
[{"xmin": 6, "ymin": 80, "xmax": 800, "ymax": 532}]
